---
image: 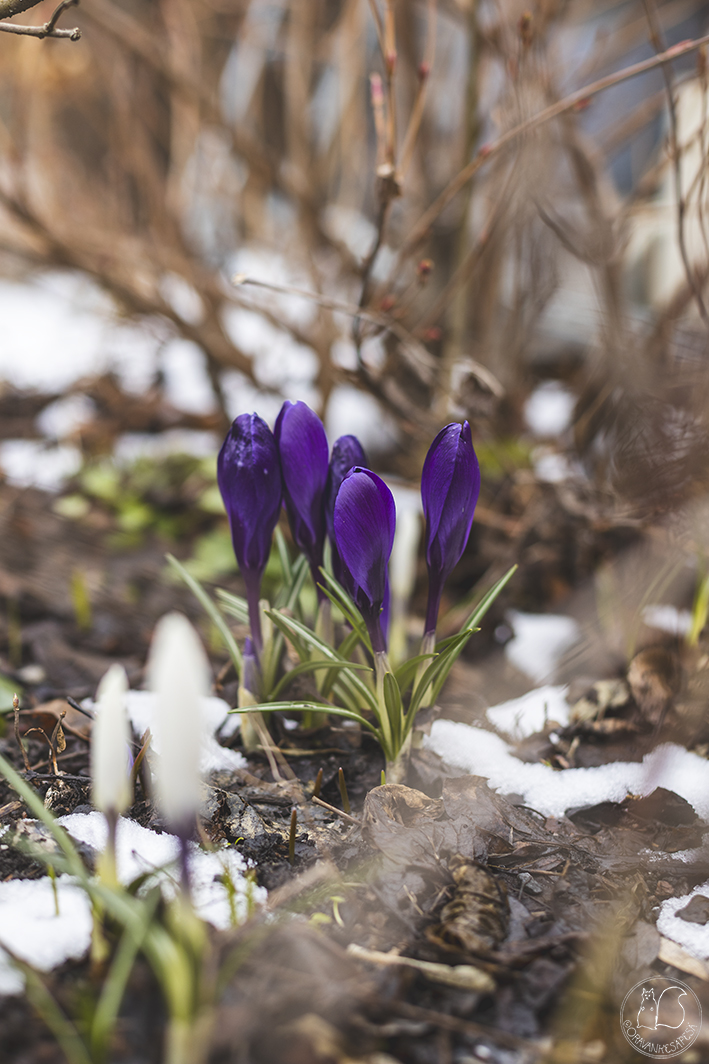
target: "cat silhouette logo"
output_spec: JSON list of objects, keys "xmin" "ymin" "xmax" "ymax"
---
[{"xmin": 621, "ymin": 977, "xmax": 701, "ymax": 1058}]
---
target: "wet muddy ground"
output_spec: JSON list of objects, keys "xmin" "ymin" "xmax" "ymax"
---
[{"xmin": 2, "ymin": 419, "xmax": 709, "ymax": 1063}]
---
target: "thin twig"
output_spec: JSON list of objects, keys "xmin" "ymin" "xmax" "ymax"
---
[
  {"xmin": 392, "ymin": 30, "xmax": 709, "ymax": 267},
  {"xmin": 0, "ymin": 17, "xmax": 78, "ymax": 36},
  {"xmin": 356, "ymin": 0, "xmax": 401, "ymax": 339},
  {"xmin": 365, "ymin": 0, "xmax": 386, "ymax": 58},
  {"xmin": 0, "ymin": 0, "xmax": 44, "ymax": 19},
  {"xmin": 399, "ymin": 0, "xmax": 436, "ymax": 178},
  {"xmin": 65, "ymin": 695, "xmax": 95, "ymax": 720},
  {"xmin": 13, "ymin": 693, "xmax": 30, "ymax": 773},
  {"xmin": 0, "ymin": 0, "xmax": 80, "ymax": 39},
  {"xmin": 233, "ymin": 274, "xmax": 437, "ymax": 379},
  {"xmin": 413, "ymin": 159, "xmax": 515, "ymax": 333},
  {"xmin": 311, "ymin": 795, "xmax": 359, "ymax": 824},
  {"xmin": 642, "ymin": 0, "xmax": 709, "ymax": 326}
]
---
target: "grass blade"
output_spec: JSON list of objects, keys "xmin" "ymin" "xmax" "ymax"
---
[
  {"xmin": 216, "ymin": 589, "xmax": 249, "ymax": 624},
  {"xmin": 269, "ymin": 659, "xmax": 371, "ymax": 701},
  {"xmin": 166, "ymin": 554, "xmax": 242, "ymax": 678},
  {"xmin": 232, "ymin": 701, "xmax": 380, "ymax": 736},
  {"xmin": 267, "ymin": 610, "xmax": 378, "ymax": 711}
]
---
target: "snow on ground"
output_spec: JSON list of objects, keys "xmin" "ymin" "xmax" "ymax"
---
[
  {"xmin": 58, "ymin": 812, "xmax": 265, "ymax": 927},
  {"xmin": 504, "ymin": 611, "xmax": 580, "ymax": 683},
  {"xmin": 424, "ymin": 718, "xmax": 709, "ymax": 820},
  {"xmin": 0, "ymin": 689, "xmax": 253, "ymax": 996},
  {"xmin": 0, "ymin": 257, "xmax": 401, "ymax": 490},
  {"xmin": 0, "ymin": 875, "xmax": 93, "ymax": 995},
  {"xmin": 532, "ymin": 448, "xmax": 577, "ymax": 484},
  {"xmin": 0, "ymin": 815, "xmax": 266, "ymax": 996},
  {"xmin": 84, "ymin": 690, "xmax": 245, "ymax": 775},
  {"xmin": 0, "ymin": 440, "xmax": 84, "ymax": 492},
  {"xmin": 486, "ymin": 684, "xmax": 570, "ymax": 740},
  {"xmin": 525, "ymin": 381, "xmax": 575, "ymax": 437},
  {"xmin": 642, "ymin": 604, "xmax": 693, "ymax": 638},
  {"xmin": 658, "ymin": 883, "xmax": 709, "ymax": 960}
]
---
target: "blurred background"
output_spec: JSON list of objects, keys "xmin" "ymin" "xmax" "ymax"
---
[{"xmin": 2, "ymin": 0, "xmax": 709, "ymax": 699}]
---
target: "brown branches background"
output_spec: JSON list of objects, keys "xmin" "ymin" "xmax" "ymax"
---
[{"xmin": 0, "ymin": 0, "xmax": 708, "ymax": 490}]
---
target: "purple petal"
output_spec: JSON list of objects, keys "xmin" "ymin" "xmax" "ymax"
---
[
  {"xmin": 275, "ymin": 401, "xmax": 329, "ymax": 568},
  {"xmin": 333, "ymin": 468, "xmax": 395, "ymax": 616},
  {"xmin": 217, "ymin": 413, "xmax": 282, "ymax": 576},
  {"xmin": 421, "ymin": 420, "xmax": 480, "ymax": 584},
  {"xmin": 325, "ymin": 435, "xmax": 367, "ymax": 544}
]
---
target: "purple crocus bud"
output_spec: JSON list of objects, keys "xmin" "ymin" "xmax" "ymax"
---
[
  {"xmin": 217, "ymin": 413, "xmax": 283, "ymax": 655},
  {"xmin": 325, "ymin": 435, "xmax": 367, "ymax": 584},
  {"xmin": 421, "ymin": 421, "xmax": 481, "ymax": 637},
  {"xmin": 275, "ymin": 401, "xmax": 329, "ymax": 591},
  {"xmin": 333, "ymin": 467, "xmax": 396, "ymax": 653}
]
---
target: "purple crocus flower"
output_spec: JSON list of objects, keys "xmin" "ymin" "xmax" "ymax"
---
[
  {"xmin": 217, "ymin": 413, "xmax": 283, "ymax": 655},
  {"xmin": 275, "ymin": 401, "xmax": 329, "ymax": 592},
  {"xmin": 333, "ymin": 467, "xmax": 396, "ymax": 653},
  {"xmin": 325, "ymin": 435, "xmax": 367, "ymax": 584},
  {"xmin": 421, "ymin": 420, "xmax": 481, "ymax": 637}
]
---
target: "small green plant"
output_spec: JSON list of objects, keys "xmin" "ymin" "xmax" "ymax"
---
[
  {"xmin": 171, "ymin": 403, "xmax": 515, "ymax": 780},
  {"xmin": 0, "ymin": 614, "xmax": 261, "ymax": 1064},
  {"xmin": 0, "ymin": 752, "xmax": 211, "ymax": 1064}
]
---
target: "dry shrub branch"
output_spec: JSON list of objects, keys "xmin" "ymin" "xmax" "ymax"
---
[{"xmin": 0, "ymin": 1, "xmax": 707, "ymax": 501}]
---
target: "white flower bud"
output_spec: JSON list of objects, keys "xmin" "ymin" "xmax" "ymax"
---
[
  {"xmin": 91, "ymin": 663, "xmax": 131, "ymax": 816},
  {"xmin": 147, "ymin": 612, "xmax": 210, "ymax": 831}
]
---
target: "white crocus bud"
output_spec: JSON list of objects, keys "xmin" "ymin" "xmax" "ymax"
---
[
  {"xmin": 147, "ymin": 612, "xmax": 210, "ymax": 833},
  {"xmin": 91, "ymin": 663, "xmax": 131, "ymax": 816}
]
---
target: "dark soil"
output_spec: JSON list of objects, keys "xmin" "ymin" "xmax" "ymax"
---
[{"xmin": 1, "ymin": 447, "xmax": 709, "ymax": 1064}]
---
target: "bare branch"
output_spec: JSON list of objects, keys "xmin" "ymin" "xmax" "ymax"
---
[
  {"xmin": 0, "ymin": 0, "xmax": 43, "ymax": 18},
  {"xmin": 0, "ymin": 0, "xmax": 80, "ymax": 39},
  {"xmin": 641, "ymin": 0, "xmax": 709, "ymax": 327},
  {"xmin": 394, "ymin": 30, "xmax": 709, "ymax": 265}
]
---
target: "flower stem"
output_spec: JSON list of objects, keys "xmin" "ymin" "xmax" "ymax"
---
[
  {"xmin": 244, "ymin": 572, "xmax": 263, "ymax": 658},
  {"xmin": 179, "ymin": 834, "xmax": 191, "ymax": 897},
  {"xmin": 414, "ymin": 629, "xmax": 437, "ymax": 710},
  {"xmin": 96, "ymin": 809, "xmax": 119, "ymax": 888},
  {"xmin": 424, "ymin": 579, "xmax": 442, "ymax": 640},
  {"xmin": 386, "ymin": 732, "xmax": 412, "ymax": 785},
  {"xmin": 374, "ymin": 651, "xmax": 394, "ymax": 758}
]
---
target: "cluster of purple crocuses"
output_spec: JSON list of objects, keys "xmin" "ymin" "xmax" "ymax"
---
[{"xmin": 216, "ymin": 400, "xmax": 480, "ymax": 665}]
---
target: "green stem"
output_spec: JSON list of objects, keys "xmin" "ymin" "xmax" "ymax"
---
[
  {"xmin": 305, "ymin": 598, "xmax": 332, "ymax": 727},
  {"xmin": 375, "ymin": 651, "xmax": 394, "ymax": 760},
  {"xmin": 385, "ymin": 731, "xmax": 412, "ymax": 785},
  {"xmin": 164, "ymin": 1013, "xmax": 213, "ymax": 1064},
  {"xmin": 413, "ymin": 630, "xmax": 437, "ymax": 709}
]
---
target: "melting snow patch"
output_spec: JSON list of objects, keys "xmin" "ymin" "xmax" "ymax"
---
[
  {"xmin": 58, "ymin": 813, "xmax": 265, "ymax": 928},
  {"xmin": 424, "ymin": 722, "xmax": 709, "ymax": 820},
  {"xmin": 525, "ymin": 381, "xmax": 575, "ymax": 437},
  {"xmin": 533, "ymin": 450, "xmax": 574, "ymax": 484},
  {"xmin": 0, "ymin": 814, "xmax": 266, "ymax": 996},
  {"xmin": 0, "ymin": 876, "xmax": 93, "ymax": 996},
  {"xmin": 658, "ymin": 884, "xmax": 709, "ymax": 961},
  {"xmin": 504, "ymin": 611, "xmax": 579, "ymax": 683},
  {"xmin": 0, "ymin": 440, "xmax": 82, "ymax": 492},
  {"xmin": 642, "ymin": 604, "xmax": 693, "ymax": 638},
  {"xmin": 486, "ymin": 685, "xmax": 570, "ymax": 740},
  {"xmin": 121, "ymin": 690, "xmax": 245, "ymax": 774}
]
